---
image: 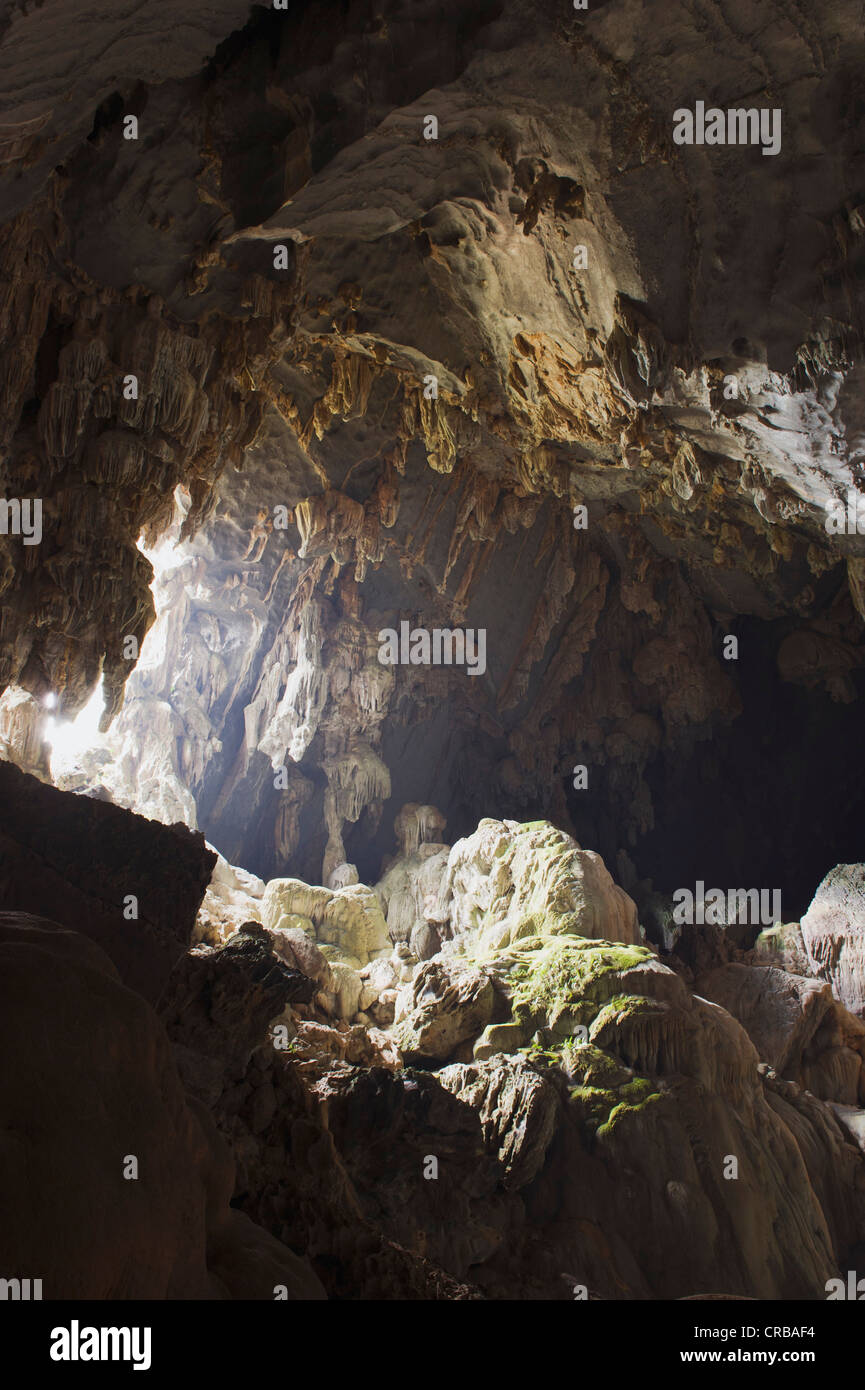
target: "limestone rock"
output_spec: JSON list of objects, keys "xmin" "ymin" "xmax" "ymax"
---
[
  {"xmin": 195, "ymin": 849, "xmax": 266, "ymax": 945},
  {"xmin": 437, "ymin": 1057, "xmax": 559, "ymax": 1189},
  {"xmin": 440, "ymin": 819, "xmax": 640, "ymax": 952},
  {"xmin": 328, "ymin": 862, "xmax": 359, "ymax": 889},
  {"xmin": 697, "ymin": 962, "xmax": 865, "ymax": 1106},
  {"xmin": 268, "ymin": 926, "xmax": 334, "ymax": 991},
  {"xmin": 320, "ymin": 884, "xmax": 390, "ymax": 963},
  {"xmin": 375, "ymin": 842, "xmax": 451, "ymax": 946},
  {"xmin": 0, "ymin": 685, "xmax": 51, "ymax": 780},
  {"xmin": 262, "ymin": 878, "xmax": 332, "ymax": 931},
  {"xmin": 289, "ymin": 1020, "xmax": 402, "ymax": 1070},
  {"xmin": 330, "ymin": 960, "xmax": 363, "ymax": 1021},
  {"xmin": 394, "ymin": 959, "xmax": 495, "ymax": 1062},
  {"xmin": 800, "ymin": 865, "xmax": 865, "ymax": 1017},
  {"xmin": 262, "ymin": 875, "xmax": 389, "ymax": 964},
  {"xmin": 0, "ymin": 912, "xmax": 324, "ymax": 1299}
]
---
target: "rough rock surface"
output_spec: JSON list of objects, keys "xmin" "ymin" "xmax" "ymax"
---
[
  {"xmin": 5, "ymin": 0, "xmax": 865, "ymax": 1308},
  {"xmin": 0, "ymin": 911, "xmax": 325, "ymax": 1299},
  {"xmin": 1, "ymin": 0, "xmax": 864, "ymax": 915},
  {"xmin": 394, "ymin": 959, "xmax": 496, "ymax": 1062},
  {"xmin": 697, "ymin": 962, "xmax": 865, "ymax": 1106},
  {"xmin": 441, "ymin": 817, "xmax": 640, "ymax": 950},
  {"xmin": 0, "ymin": 761, "xmax": 215, "ymax": 1001},
  {"xmin": 799, "ymin": 865, "xmax": 865, "ymax": 1017}
]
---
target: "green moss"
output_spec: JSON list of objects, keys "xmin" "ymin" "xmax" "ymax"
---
[
  {"xmin": 568, "ymin": 1073, "xmax": 663, "ymax": 1139},
  {"xmin": 507, "ymin": 936, "xmax": 652, "ymax": 1031},
  {"xmin": 596, "ymin": 1083, "xmax": 663, "ymax": 1140}
]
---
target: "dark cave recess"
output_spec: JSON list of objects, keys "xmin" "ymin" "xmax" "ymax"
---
[{"xmin": 567, "ymin": 615, "xmax": 865, "ymax": 922}]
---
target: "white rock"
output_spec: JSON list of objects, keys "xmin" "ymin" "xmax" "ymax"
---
[{"xmin": 801, "ymin": 865, "xmax": 865, "ymax": 1017}]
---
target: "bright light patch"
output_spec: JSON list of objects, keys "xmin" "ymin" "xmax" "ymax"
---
[
  {"xmin": 137, "ymin": 483, "xmax": 192, "ymax": 583},
  {"xmin": 139, "ymin": 535, "xmax": 186, "ymax": 583},
  {"xmin": 46, "ymin": 679, "xmax": 106, "ymax": 771}
]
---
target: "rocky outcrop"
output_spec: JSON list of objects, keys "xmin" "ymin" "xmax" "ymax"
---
[
  {"xmin": 697, "ymin": 962, "xmax": 865, "ymax": 1107},
  {"xmin": 799, "ymin": 865, "xmax": 865, "ymax": 1017},
  {"xmin": 0, "ymin": 911, "xmax": 324, "ymax": 1299},
  {"xmin": 157, "ymin": 924, "xmax": 315, "ymax": 1104},
  {"xmin": 394, "ymin": 959, "xmax": 496, "ymax": 1062},
  {"xmin": 0, "ymin": 761, "xmax": 215, "ymax": 1001},
  {"xmin": 441, "ymin": 818, "xmax": 641, "ymax": 951}
]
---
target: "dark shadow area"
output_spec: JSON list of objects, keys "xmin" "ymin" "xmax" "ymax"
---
[{"xmin": 568, "ymin": 614, "xmax": 865, "ymax": 920}]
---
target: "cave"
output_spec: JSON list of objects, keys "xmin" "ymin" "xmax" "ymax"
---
[{"xmin": 3, "ymin": 0, "xmax": 865, "ymax": 1333}]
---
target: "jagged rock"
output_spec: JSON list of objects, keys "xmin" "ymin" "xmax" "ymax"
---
[
  {"xmin": 0, "ymin": 911, "xmax": 324, "ymax": 1299},
  {"xmin": 268, "ymin": 926, "xmax": 333, "ymax": 991},
  {"xmin": 410, "ymin": 919, "xmax": 442, "ymax": 961},
  {"xmin": 437, "ymin": 1057, "xmax": 559, "ymax": 1189},
  {"xmin": 289, "ymin": 1020, "xmax": 402, "ymax": 1070},
  {"xmin": 157, "ymin": 927, "xmax": 315, "ymax": 1102},
  {"xmin": 762, "ymin": 1072, "xmax": 865, "ymax": 1271},
  {"xmin": 394, "ymin": 959, "xmax": 495, "ymax": 1062},
  {"xmin": 697, "ymin": 962, "xmax": 865, "ymax": 1106},
  {"xmin": 375, "ymin": 842, "xmax": 451, "ymax": 944},
  {"xmin": 440, "ymin": 819, "xmax": 640, "ymax": 952},
  {"xmin": 800, "ymin": 865, "xmax": 865, "ymax": 1017}
]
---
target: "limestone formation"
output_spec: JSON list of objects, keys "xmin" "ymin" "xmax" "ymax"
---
[
  {"xmin": 800, "ymin": 865, "xmax": 865, "ymax": 1018},
  {"xmin": 440, "ymin": 818, "xmax": 641, "ymax": 951},
  {"xmin": 0, "ymin": 912, "xmax": 324, "ymax": 1299},
  {"xmin": 5, "ymin": 0, "xmax": 865, "ymax": 1312}
]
